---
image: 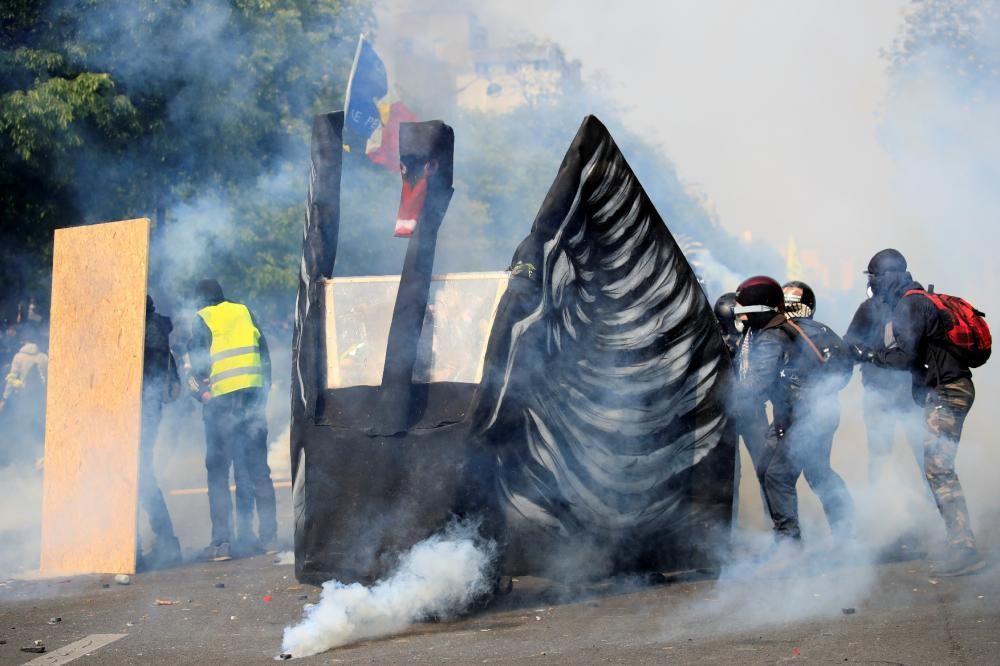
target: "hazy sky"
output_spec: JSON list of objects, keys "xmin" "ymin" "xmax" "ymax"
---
[{"xmin": 471, "ymin": 0, "xmax": 911, "ymax": 289}]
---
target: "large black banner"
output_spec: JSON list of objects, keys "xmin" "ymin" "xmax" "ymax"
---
[{"xmin": 291, "ymin": 115, "xmax": 736, "ymax": 585}]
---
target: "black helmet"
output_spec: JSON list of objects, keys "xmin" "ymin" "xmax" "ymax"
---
[
  {"xmin": 735, "ymin": 275, "xmax": 784, "ymax": 329},
  {"xmin": 713, "ymin": 292, "xmax": 737, "ymax": 322},
  {"xmin": 865, "ymin": 248, "xmax": 907, "ymax": 275},
  {"xmin": 736, "ymin": 276, "xmax": 783, "ymax": 309},
  {"xmin": 782, "ymin": 280, "xmax": 816, "ymax": 318}
]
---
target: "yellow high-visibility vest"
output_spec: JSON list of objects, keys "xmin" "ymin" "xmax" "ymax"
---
[{"xmin": 197, "ymin": 301, "xmax": 263, "ymax": 397}]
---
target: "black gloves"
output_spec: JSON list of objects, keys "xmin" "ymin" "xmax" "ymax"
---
[{"xmin": 853, "ymin": 344, "xmax": 876, "ymax": 363}]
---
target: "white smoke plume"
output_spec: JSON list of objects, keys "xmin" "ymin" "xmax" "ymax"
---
[
  {"xmin": 280, "ymin": 522, "xmax": 496, "ymax": 658},
  {"xmin": 658, "ymin": 541, "xmax": 878, "ymax": 644}
]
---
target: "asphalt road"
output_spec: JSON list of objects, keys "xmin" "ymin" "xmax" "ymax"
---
[{"xmin": 1, "ymin": 543, "xmax": 998, "ymax": 665}]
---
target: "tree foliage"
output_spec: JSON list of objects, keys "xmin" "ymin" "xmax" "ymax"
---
[
  {"xmin": 0, "ymin": 0, "xmax": 374, "ymax": 320},
  {"xmin": 1, "ymin": 3, "xmax": 759, "ymax": 326}
]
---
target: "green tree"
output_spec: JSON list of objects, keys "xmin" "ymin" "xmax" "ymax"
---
[{"xmin": 0, "ymin": 0, "xmax": 374, "ymax": 321}]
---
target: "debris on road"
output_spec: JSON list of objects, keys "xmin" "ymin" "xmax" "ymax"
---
[
  {"xmin": 841, "ymin": 608, "xmax": 856, "ymax": 615},
  {"xmin": 278, "ymin": 653, "xmax": 292, "ymax": 660},
  {"xmin": 114, "ymin": 575, "xmax": 131, "ymax": 585},
  {"xmin": 792, "ymin": 647, "xmax": 801, "ymax": 657},
  {"xmin": 154, "ymin": 599, "xmax": 179, "ymax": 606},
  {"xmin": 20, "ymin": 645, "xmax": 46, "ymax": 654},
  {"xmin": 48, "ymin": 617, "xmax": 62, "ymax": 624},
  {"xmin": 214, "ymin": 583, "xmax": 226, "ymax": 589},
  {"xmin": 263, "ymin": 595, "xmax": 273, "ymax": 603}
]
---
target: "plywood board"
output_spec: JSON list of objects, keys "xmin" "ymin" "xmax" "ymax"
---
[
  {"xmin": 323, "ymin": 272, "xmax": 509, "ymax": 388},
  {"xmin": 40, "ymin": 218, "xmax": 150, "ymax": 576}
]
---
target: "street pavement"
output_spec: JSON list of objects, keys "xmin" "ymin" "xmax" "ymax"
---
[{"xmin": 1, "ymin": 544, "xmax": 998, "ymax": 665}]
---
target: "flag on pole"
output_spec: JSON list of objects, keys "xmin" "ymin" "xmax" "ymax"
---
[
  {"xmin": 344, "ymin": 35, "xmax": 387, "ymax": 139},
  {"xmin": 344, "ymin": 35, "xmax": 415, "ymax": 172}
]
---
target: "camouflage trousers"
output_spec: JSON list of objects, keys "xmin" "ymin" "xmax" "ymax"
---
[{"xmin": 923, "ymin": 378, "xmax": 976, "ymax": 549}]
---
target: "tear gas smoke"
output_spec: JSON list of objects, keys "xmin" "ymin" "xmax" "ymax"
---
[
  {"xmin": 280, "ymin": 522, "xmax": 496, "ymax": 658},
  {"xmin": 0, "ymin": 465, "xmax": 42, "ymax": 578}
]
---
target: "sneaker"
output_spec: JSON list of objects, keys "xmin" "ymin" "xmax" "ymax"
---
[
  {"xmin": 260, "ymin": 538, "xmax": 279, "ymax": 555},
  {"xmin": 932, "ymin": 547, "xmax": 987, "ymax": 577},
  {"xmin": 200, "ymin": 542, "xmax": 232, "ymax": 562}
]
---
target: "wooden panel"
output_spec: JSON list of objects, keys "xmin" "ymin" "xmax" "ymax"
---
[{"xmin": 40, "ymin": 219, "xmax": 150, "ymax": 576}]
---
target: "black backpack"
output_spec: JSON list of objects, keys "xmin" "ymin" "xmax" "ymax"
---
[{"xmin": 781, "ymin": 317, "xmax": 853, "ymax": 391}]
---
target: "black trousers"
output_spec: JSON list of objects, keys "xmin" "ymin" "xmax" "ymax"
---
[
  {"xmin": 203, "ymin": 388, "xmax": 277, "ymax": 546},
  {"xmin": 139, "ymin": 395, "xmax": 177, "ymax": 543},
  {"xmin": 759, "ymin": 397, "xmax": 854, "ymax": 541}
]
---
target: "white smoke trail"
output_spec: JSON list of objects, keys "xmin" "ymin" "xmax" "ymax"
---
[{"xmin": 280, "ymin": 523, "xmax": 496, "ymax": 658}]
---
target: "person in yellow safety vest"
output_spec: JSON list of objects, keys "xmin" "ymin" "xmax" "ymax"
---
[{"xmin": 188, "ymin": 278, "xmax": 277, "ymax": 562}]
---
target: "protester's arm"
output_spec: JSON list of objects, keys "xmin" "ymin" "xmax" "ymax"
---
[
  {"xmin": 188, "ymin": 316, "xmax": 212, "ymax": 389},
  {"xmin": 258, "ymin": 330, "xmax": 272, "ymax": 392},
  {"xmin": 843, "ymin": 301, "xmax": 873, "ymax": 350},
  {"xmin": 248, "ymin": 310, "xmax": 271, "ymax": 391}
]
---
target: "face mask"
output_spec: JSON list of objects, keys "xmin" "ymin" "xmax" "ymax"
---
[{"xmin": 734, "ymin": 319, "xmax": 745, "ymax": 334}]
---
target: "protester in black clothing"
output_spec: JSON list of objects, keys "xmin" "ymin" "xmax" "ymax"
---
[
  {"xmin": 733, "ymin": 276, "xmax": 805, "ymax": 544},
  {"xmin": 781, "ymin": 281, "xmax": 855, "ymax": 543},
  {"xmin": 139, "ymin": 296, "xmax": 182, "ymax": 568},
  {"xmin": 854, "ymin": 249, "xmax": 984, "ymax": 576},
  {"xmin": 714, "ymin": 291, "xmax": 769, "ymax": 517}
]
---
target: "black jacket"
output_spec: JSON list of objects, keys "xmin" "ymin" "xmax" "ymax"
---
[
  {"xmin": 871, "ymin": 274, "xmax": 971, "ymax": 398},
  {"xmin": 143, "ymin": 305, "xmax": 174, "ymax": 399},
  {"xmin": 737, "ymin": 314, "xmax": 846, "ymax": 430},
  {"xmin": 735, "ymin": 315, "xmax": 797, "ymax": 429}
]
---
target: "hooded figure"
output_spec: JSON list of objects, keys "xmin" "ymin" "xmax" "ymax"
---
[
  {"xmin": 856, "ymin": 249, "xmax": 984, "ymax": 577},
  {"xmin": 844, "ymin": 258, "xmax": 927, "ymax": 508}
]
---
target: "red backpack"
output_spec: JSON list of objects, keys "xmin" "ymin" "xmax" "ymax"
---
[{"xmin": 904, "ymin": 288, "xmax": 992, "ymax": 367}]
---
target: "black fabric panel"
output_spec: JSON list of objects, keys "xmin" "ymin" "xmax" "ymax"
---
[
  {"xmin": 318, "ymin": 383, "xmax": 476, "ymax": 431},
  {"xmin": 470, "ymin": 115, "xmax": 736, "ymax": 580},
  {"xmin": 370, "ymin": 121, "xmax": 456, "ymax": 436},
  {"xmin": 294, "ymin": 416, "xmax": 473, "ymax": 586},
  {"xmin": 291, "ymin": 112, "xmax": 343, "ymax": 573}
]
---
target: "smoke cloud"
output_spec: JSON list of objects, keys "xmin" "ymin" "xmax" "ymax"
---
[{"xmin": 280, "ymin": 521, "xmax": 496, "ymax": 658}]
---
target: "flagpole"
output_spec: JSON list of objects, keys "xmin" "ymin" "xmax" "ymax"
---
[{"xmin": 343, "ymin": 34, "xmax": 366, "ymax": 136}]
